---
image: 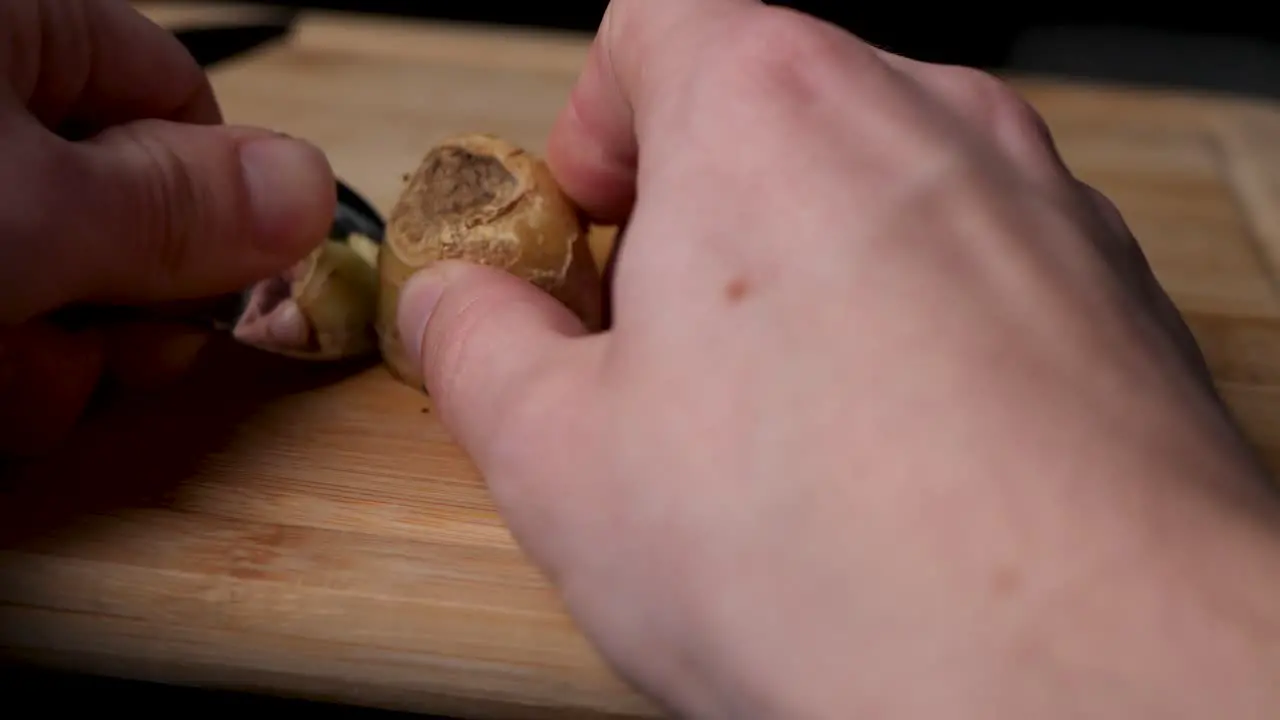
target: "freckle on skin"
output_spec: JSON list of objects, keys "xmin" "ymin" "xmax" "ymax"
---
[
  {"xmin": 725, "ymin": 277, "xmax": 751, "ymax": 303},
  {"xmin": 992, "ymin": 565, "xmax": 1022, "ymax": 599}
]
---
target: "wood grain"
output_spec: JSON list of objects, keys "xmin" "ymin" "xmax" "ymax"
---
[{"xmin": 6, "ymin": 4, "xmax": 1280, "ymax": 718}]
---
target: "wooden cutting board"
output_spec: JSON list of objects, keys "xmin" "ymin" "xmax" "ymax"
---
[{"xmin": 4, "ymin": 4, "xmax": 1280, "ymax": 718}]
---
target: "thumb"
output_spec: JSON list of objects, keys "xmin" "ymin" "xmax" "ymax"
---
[
  {"xmin": 15, "ymin": 120, "xmax": 335, "ymax": 321},
  {"xmin": 397, "ymin": 260, "xmax": 590, "ymax": 453}
]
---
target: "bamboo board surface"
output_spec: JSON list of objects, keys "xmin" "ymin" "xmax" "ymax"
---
[{"xmin": 4, "ymin": 3, "xmax": 1280, "ymax": 718}]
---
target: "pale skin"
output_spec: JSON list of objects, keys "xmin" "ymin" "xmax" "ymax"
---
[{"xmin": 4, "ymin": 0, "xmax": 1280, "ymax": 718}]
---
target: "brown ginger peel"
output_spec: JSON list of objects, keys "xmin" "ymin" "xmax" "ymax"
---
[{"xmin": 376, "ymin": 133, "xmax": 603, "ymax": 390}]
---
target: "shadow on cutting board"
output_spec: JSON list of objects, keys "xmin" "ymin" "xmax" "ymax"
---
[
  {"xmin": 1, "ymin": 664, "xmax": 443, "ymax": 719},
  {"xmin": 0, "ymin": 337, "xmax": 386, "ymax": 714},
  {"xmin": 0, "ymin": 335, "xmax": 372, "ymax": 546},
  {"xmin": 237, "ymin": 1, "xmax": 1280, "ymax": 99}
]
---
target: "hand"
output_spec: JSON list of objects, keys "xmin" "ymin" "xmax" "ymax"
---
[
  {"xmin": 397, "ymin": 1, "xmax": 1280, "ymax": 718},
  {"xmin": 0, "ymin": 0, "xmax": 335, "ymax": 455}
]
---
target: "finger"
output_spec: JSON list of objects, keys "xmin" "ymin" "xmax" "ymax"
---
[
  {"xmin": 544, "ymin": 39, "xmax": 638, "ymax": 224},
  {"xmin": 545, "ymin": 0, "xmax": 754, "ymax": 223},
  {"xmin": 872, "ymin": 53, "xmax": 1068, "ymax": 177},
  {"xmin": 9, "ymin": 0, "xmax": 222, "ymax": 132},
  {"xmin": 3, "ymin": 120, "xmax": 335, "ymax": 322},
  {"xmin": 0, "ymin": 321, "xmax": 105, "ymax": 457},
  {"xmin": 396, "ymin": 260, "xmax": 594, "ymax": 463}
]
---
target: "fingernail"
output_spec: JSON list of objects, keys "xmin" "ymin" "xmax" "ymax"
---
[
  {"xmin": 397, "ymin": 268, "xmax": 448, "ymax": 367},
  {"xmin": 239, "ymin": 136, "xmax": 334, "ymax": 254}
]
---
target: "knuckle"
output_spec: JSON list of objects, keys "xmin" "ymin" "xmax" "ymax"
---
[
  {"xmin": 114, "ymin": 123, "xmax": 204, "ymax": 286},
  {"xmin": 600, "ymin": 0, "xmax": 700, "ymax": 93},
  {"xmin": 599, "ymin": 0, "xmax": 645, "ymax": 48},
  {"xmin": 944, "ymin": 66, "xmax": 1055, "ymax": 156},
  {"xmin": 1081, "ymin": 182, "xmax": 1127, "ymax": 229},
  {"xmin": 706, "ymin": 7, "xmax": 871, "ymax": 103},
  {"xmin": 418, "ymin": 275, "xmax": 575, "ymax": 456},
  {"xmin": 995, "ymin": 94, "xmax": 1054, "ymax": 151},
  {"xmin": 950, "ymin": 67, "xmax": 1031, "ymax": 120}
]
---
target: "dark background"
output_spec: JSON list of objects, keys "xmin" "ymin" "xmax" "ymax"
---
[
  {"xmin": 238, "ymin": 1, "xmax": 1280, "ymax": 98},
  {"xmin": 6, "ymin": 1, "xmax": 1280, "ymax": 717}
]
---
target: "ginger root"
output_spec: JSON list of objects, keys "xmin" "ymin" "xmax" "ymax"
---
[{"xmin": 376, "ymin": 133, "xmax": 603, "ymax": 390}]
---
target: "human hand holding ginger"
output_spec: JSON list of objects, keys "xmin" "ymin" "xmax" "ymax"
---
[
  {"xmin": 0, "ymin": 0, "xmax": 335, "ymax": 455},
  {"xmin": 395, "ymin": 1, "xmax": 1280, "ymax": 717}
]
